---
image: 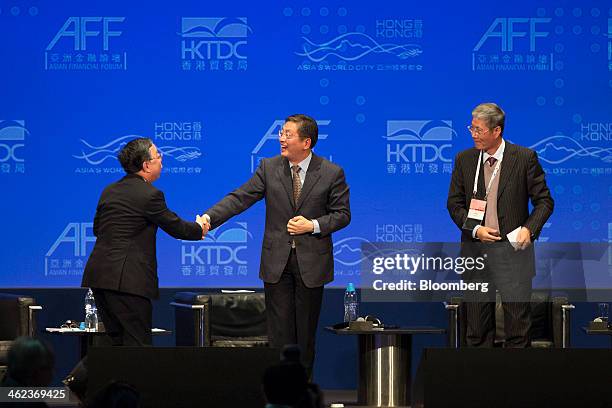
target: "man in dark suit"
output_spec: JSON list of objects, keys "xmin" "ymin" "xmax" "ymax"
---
[
  {"xmin": 82, "ymin": 137, "xmax": 207, "ymax": 346},
  {"xmin": 203, "ymin": 114, "xmax": 351, "ymax": 373},
  {"xmin": 447, "ymin": 103, "xmax": 554, "ymax": 347}
]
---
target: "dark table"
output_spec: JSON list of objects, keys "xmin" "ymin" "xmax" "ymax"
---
[
  {"xmin": 326, "ymin": 326, "xmax": 445, "ymax": 407},
  {"xmin": 45, "ymin": 327, "xmax": 172, "ymax": 358},
  {"xmin": 581, "ymin": 326, "xmax": 612, "ymax": 348}
]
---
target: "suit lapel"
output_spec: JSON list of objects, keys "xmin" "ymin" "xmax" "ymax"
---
[
  {"xmin": 276, "ymin": 157, "xmax": 295, "ymax": 208},
  {"xmin": 296, "ymin": 153, "xmax": 322, "ymax": 212},
  {"xmin": 497, "ymin": 141, "xmax": 517, "ymax": 199}
]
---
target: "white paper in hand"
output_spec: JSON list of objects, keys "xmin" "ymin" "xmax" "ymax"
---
[{"xmin": 507, "ymin": 226, "xmax": 522, "ymax": 250}]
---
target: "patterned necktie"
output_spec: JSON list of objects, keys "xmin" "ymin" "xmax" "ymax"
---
[
  {"xmin": 292, "ymin": 165, "xmax": 302, "ymax": 204},
  {"xmin": 486, "ymin": 157, "xmax": 497, "ymax": 167}
]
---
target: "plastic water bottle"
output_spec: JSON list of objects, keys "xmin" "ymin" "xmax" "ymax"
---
[
  {"xmin": 344, "ymin": 283, "xmax": 359, "ymax": 323},
  {"xmin": 84, "ymin": 288, "xmax": 98, "ymax": 331}
]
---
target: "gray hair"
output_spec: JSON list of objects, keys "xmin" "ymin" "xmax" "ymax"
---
[{"xmin": 472, "ymin": 103, "xmax": 505, "ymax": 134}]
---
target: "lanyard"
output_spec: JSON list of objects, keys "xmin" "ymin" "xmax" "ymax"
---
[{"xmin": 472, "ymin": 150, "xmax": 502, "ymax": 199}]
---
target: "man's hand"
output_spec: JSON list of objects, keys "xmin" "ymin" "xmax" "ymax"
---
[
  {"xmin": 287, "ymin": 215, "xmax": 314, "ymax": 235},
  {"xmin": 195, "ymin": 214, "xmax": 210, "ymax": 239},
  {"xmin": 515, "ymin": 226, "xmax": 532, "ymax": 251},
  {"xmin": 476, "ymin": 226, "xmax": 502, "ymax": 243}
]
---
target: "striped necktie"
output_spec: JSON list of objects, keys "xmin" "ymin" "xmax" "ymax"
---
[{"xmin": 292, "ymin": 165, "xmax": 302, "ymax": 204}]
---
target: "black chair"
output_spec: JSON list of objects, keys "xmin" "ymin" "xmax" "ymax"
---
[
  {"xmin": 0, "ymin": 293, "xmax": 43, "ymax": 378},
  {"xmin": 171, "ymin": 291, "xmax": 267, "ymax": 347},
  {"xmin": 446, "ymin": 291, "xmax": 574, "ymax": 348}
]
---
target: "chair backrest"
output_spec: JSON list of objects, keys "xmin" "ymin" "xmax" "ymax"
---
[
  {"xmin": 0, "ymin": 294, "xmax": 37, "ymax": 341},
  {"xmin": 0, "ymin": 293, "xmax": 38, "ymax": 368},
  {"xmin": 208, "ymin": 293, "xmax": 266, "ymax": 339},
  {"xmin": 173, "ymin": 291, "xmax": 267, "ymax": 347},
  {"xmin": 449, "ymin": 292, "xmax": 569, "ymax": 348}
]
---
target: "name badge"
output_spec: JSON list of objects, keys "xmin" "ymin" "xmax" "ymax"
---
[{"xmin": 467, "ymin": 198, "xmax": 486, "ymax": 221}]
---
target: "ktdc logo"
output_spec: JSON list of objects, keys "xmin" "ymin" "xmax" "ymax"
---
[
  {"xmin": 180, "ymin": 17, "xmax": 251, "ymax": 72},
  {"xmin": 180, "ymin": 222, "xmax": 251, "ymax": 278},
  {"xmin": 0, "ymin": 120, "xmax": 28, "ymax": 174},
  {"xmin": 384, "ymin": 120, "xmax": 454, "ymax": 176}
]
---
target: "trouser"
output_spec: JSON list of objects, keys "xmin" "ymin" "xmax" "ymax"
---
[
  {"xmin": 463, "ymin": 242, "xmax": 533, "ymax": 348},
  {"xmin": 92, "ymin": 288, "xmax": 152, "ymax": 346},
  {"xmin": 264, "ymin": 249, "xmax": 324, "ymax": 376}
]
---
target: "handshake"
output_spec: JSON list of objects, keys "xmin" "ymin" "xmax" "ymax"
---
[{"xmin": 195, "ymin": 214, "xmax": 211, "ymax": 239}]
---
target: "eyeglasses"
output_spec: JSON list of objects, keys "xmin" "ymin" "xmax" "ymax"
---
[
  {"xmin": 467, "ymin": 125, "xmax": 490, "ymax": 136},
  {"xmin": 148, "ymin": 152, "xmax": 163, "ymax": 161},
  {"xmin": 467, "ymin": 125, "xmax": 499, "ymax": 136},
  {"xmin": 278, "ymin": 130, "xmax": 298, "ymax": 140}
]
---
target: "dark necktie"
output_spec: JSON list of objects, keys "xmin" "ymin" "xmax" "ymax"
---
[
  {"xmin": 292, "ymin": 165, "xmax": 302, "ymax": 204},
  {"xmin": 487, "ymin": 157, "xmax": 497, "ymax": 167}
]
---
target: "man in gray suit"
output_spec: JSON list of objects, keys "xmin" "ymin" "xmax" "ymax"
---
[
  {"xmin": 447, "ymin": 103, "xmax": 554, "ymax": 347},
  {"xmin": 203, "ymin": 114, "xmax": 351, "ymax": 372}
]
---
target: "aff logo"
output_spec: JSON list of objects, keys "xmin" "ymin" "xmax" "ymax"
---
[
  {"xmin": 0, "ymin": 120, "xmax": 27, "ymax": 163},
  {"xmin": 250, "ymin": 120, "xmax": 331, "ymax": 172},
  {"xmin": 45, "ymin": 17, "xmax": 127, "ymax": 71},
  {"xmin": 45, "ymin": 223, "xmax": 95, "ymax": 275},
  {"xmin": 181, "ymin": 222, "xmax": 251, "ymax": 266},
  {"xmin": 180, "ymin": 17, "xmax": 251, "ymax": 60},
  {"xmin": 47, "ymin": 17, "xmax": 125, "ymax": 51},
  {"xmin": 474, "ymin": 18, "xmax": 551, "ymax": 52},
  {"xmin": 46, "ymin": 223, "xmax": 95, "ymax": 257},
  {"xmin": 384, "ymin": 120, "xmax": 454, "ymax": 163}
]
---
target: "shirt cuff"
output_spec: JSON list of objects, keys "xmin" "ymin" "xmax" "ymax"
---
[
  {"xmin": 312, "ymin": 219, "xmax": 320, "ymax": 234},
  {"xmin": 203, "ymin": 214, "xmax": 211, "ymax": 225},
  {"xmin": 472, "ymin": 225, "xmax": 481, "ymax": 239}
]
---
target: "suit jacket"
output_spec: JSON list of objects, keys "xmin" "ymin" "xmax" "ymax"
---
[
  {"xmin": 82, "ymin": 174, "xmax": 203, "ymax": 299},
  {"xmin": 206, "ymin": 153, "xmax": 351, "ymax": 288},
  {"xmin": 447, "ymin": 141, "xmax": 553, "ymax": 280},
  {"xmin": 447, "ymin": 141, "xmax": 553, "ymax": 242}
]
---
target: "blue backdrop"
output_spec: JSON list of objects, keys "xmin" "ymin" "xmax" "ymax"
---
[{"xmin": 1, "ymin": 0, "xmax": 610, "ymax": 289}]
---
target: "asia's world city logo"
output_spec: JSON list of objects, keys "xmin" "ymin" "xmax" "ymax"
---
[
  {"xmin": 333, "ymin": 235, "xmax": 421, "ymax": 277},
  {"xmin": 45, "ymin": 17, "xmax": 127, "ymax": 71},
  {"xmin": 180, "ymin": 222, "xmax": 251, "ymax": 278},
  {"xmin": 333, "ymin": 236, "xmax": 373, "ymax": 277},
  {"xmin": 528, "ymin": 119, "xmax": 612, "ymax": 176},
  {"xmin": 251, "ymin": 120, "xmax": 331, "ymax": 173},
  {"xmin": 45, "ymin": 222, "xmax": 95, "ymax": 277},
  {"xmin": 296, "ymin": 17, "xmax": 424, "ymax": 72},
  {"xmin": 73, "ymin": 121, "xmax": 203, "ymax": 175},
  {"xmin": 473, "ymin": 17, "xmax": 552, "ymax": 72},
  {"xmin": 384, "ymin": 120, "xmax": 454, "ymax": 176},
  {"xmin": 179, "ymin": 17, "xmax": 251, "ymax": 72},
  {"xmin": 0, "ymin": 120, "xmax": 27, "ymax": 174}
]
